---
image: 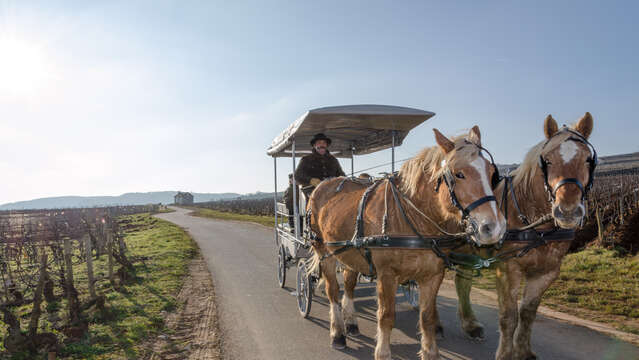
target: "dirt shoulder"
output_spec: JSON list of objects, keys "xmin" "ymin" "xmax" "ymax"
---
[{"xmin": 146, "ymin": 254, "xmax": 222, "ymax": 360}]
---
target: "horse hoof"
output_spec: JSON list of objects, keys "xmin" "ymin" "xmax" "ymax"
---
[
  {"xmin": 465, "ymin": 326, "xmax": 485, "ymax": 341},
  {"xmin": 436, "ymin": 325, "xmax": 444, "ymax": 339},
  {"xmin": 346, "ymin": 324, "xmax": 360, "ymax": 336},
  {"xmin": 331, "ymin": 335, "xmax": 347, "ymax": 350}
]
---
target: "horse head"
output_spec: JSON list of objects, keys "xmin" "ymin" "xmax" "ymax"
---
[
  {"xmin": 537, "ymin": 113, "xmax": 596, "ymax": 229},
  {"xmin": 433, "ymin": 126, "xmax": 507, "ymax": 246}
]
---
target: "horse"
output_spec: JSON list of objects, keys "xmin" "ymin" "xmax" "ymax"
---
[
  {"xmin": 307, "ymin": 126, "xmax": 507, "ymax": 360},
  {"xmin": 453, "ymin": 113, "xmax": 596, "ymax": 360}
]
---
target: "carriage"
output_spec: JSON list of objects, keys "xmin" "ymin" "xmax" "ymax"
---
[{"xmin": 266, "ymin": 104, "xmax": 435, "ymax": 317}]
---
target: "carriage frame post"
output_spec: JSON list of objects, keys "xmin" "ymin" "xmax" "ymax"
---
[
  {"xmin": 391, "ymin": 130, "xmax": 396, "ymax": 173},
  {"xmin": 351, "ymin": 146, "xmax": 355, "ymax": 177},
  {"xmin": 292, "ymin": 139, "xmax": 300, "ymax": 239},
  {"xmin": 273, "ymin": 156, "xmax": 278, "ymax": 245}
]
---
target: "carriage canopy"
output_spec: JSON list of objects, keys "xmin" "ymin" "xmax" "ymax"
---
[{"xmin": 266, "ymin": 104, "xmax": 435, "ymax": 158}]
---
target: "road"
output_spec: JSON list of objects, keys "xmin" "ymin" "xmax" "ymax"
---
[{"xmin": 155, "ymin": 207, "xmax": 639, "ymax": 360}]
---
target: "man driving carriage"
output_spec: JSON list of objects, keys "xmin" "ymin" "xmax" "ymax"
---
[{"xmin": 294, "ymin": 133, "xmax": 345, "ymax": 197}]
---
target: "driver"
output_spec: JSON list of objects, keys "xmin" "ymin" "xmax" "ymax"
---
[{"xmin": 294, "ymin": 133, "xmax": 345, "ymax": 197}]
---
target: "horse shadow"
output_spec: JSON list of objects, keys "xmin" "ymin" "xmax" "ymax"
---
[{"xmin": 307, "ymin": 282, "xmax": 502, "ymax": 360}]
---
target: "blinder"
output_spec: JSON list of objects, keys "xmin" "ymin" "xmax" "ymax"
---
[
  {"xmin": 435, "ymin": 140, "xmax": 500, "ymax": 221},
  {"xmin": 538, "ymin": 127, "xmax": 598, "ymax": 201}
]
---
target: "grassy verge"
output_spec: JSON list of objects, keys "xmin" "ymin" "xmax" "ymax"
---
[
  {"xmin": 1, "ymin": 213, "xmax": 197, "ymax": 359},
  {"xmin": 187, "ymin": 207, "xmax": 273, "ymax": 227},
  {"xmin": 466, "ymin": 247, "xmax": 639, "ymax": 335}
]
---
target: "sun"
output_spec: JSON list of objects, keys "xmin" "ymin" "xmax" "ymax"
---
[{"xmin": 0, "ymin": 37, "xmax": 48, "ymax": 98}]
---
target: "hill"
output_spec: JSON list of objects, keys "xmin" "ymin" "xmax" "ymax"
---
[{"xmin": 0, "ymin": 191, "xmax": 241, "ymax": 210}]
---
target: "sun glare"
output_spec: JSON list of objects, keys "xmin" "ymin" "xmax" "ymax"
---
[{"xmin": 0, "ymin": 37, "xmax": 48, "ymax": 98}]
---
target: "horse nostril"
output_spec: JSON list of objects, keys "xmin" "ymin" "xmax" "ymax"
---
[
  {"xmin": 479, "ymin": 223, "xmax": 493, "ymax": 235},
  {"xmin": 573, "ymin": 206, "xmax": 585, "ymax": 218},
  {"xmin": 553, "ymin": 206, "xmax": 564, "ymax": 219}
]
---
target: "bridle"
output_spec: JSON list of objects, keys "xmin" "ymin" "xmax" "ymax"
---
[
  {"xmin": 538, "ymin": 127, "xmax": 598, "ymax": 202},
  {"xmin": 435, "ymin": 140, "xmax": 501, "ymax": 242}
]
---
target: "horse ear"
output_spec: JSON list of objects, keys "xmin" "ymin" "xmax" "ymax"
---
[
  {"xmin": 434, "ymin": 128, "xmax": 455, "ymax": 153},
  {"xmin": 573, "ymin": 112, "xmax": 593, "ymax": 139},
  {"xmin": 544, "ymin": 114, "xmax": 558, "ymax": 139},
  {"xmin": 468, "ymin": 125, "xmax": 481, "ymax": 145}
]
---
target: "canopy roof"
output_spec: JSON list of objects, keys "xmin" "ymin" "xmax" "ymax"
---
[{"xmin": 266, "ymin": 104, "xmax": 435, "ymax": 158}]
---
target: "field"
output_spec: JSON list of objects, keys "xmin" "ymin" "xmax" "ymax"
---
[
  {"xmin": 0, "ymin": 211, "xmax": 198, "ymax": 359},
  {"xmin": 186, "ymin": 205, "xmax": 273, "ymax": 227}
]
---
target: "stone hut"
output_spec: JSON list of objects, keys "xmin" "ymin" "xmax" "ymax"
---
[{"xmin": 174, "ymin": 191, "xmax": 194, "ymax": 205}]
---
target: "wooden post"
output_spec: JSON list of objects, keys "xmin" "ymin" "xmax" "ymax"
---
[
  {"xmin": 106, "ymin": 228, "xmax": 115, "ymax": 286},
  {"xmin": 84, "ymin": 233, "xmax": 96, "ymax": 299},
  {"xmin": 596, "ymin": 205, "xmax": 604, "ymax": 243},
  {"xmin": 63, "ymin": 236, "xmax": 80, "ymax": 322},
  {"xmin": 28, "ymin": 250, "xmax": 47, "ymax": 337}
]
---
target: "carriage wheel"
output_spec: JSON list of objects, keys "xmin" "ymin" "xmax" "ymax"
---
[
  {"xmin": 296, "ymin": 259, "xmax": 313, "ymax": 318},
  {"xmin": 401, "ymin": 281, "xmax": 419, "ymax": 311},
  {"xmin": 277, "ymin": 244, "xmax": 286, "ymax": 288}
]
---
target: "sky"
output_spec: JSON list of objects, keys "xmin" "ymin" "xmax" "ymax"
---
[{"xmin": 0, "ymin": 0, "xmax": 637, "ymax": 204}]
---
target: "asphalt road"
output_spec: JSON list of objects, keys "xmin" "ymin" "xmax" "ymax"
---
[{"xmin": 155, "ymin": 207, "xmax": 639, "ymax": 360}]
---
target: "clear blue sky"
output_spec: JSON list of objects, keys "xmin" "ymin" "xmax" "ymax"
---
[{"xmin": 0, "ymin": 0, "xmax": 637, "ymax": 203}]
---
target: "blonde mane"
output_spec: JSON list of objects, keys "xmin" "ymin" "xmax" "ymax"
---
[
  {"xmin": 399, "ymin": 135, "xmax": 479, "ymax": 198},
  {"xmin": 510, "ymin": 129, "xmax": 574, "ymax": 190}
]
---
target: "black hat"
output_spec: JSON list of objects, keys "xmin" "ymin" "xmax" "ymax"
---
[{"xmin": 310, "ymin": 133, "xmax": 332, "ymax": 146}]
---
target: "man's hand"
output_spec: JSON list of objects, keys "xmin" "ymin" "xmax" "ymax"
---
[{"xmin": 310, "ymin": 178, "xmax": 321, "ymax": 186}]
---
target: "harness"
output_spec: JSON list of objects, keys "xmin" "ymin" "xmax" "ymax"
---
[
  {"xmin": 480, "ymin": 127, "xmax": 598, "ymax": 263},
  {"xmin": 318, "ymin": 141, "xmax": 500, "ymax": 276},
  {"xmin": 309, "ymin": 130, "xmax": 596, "ymax": 277},
  {"xmin": 323, "ymin": 176, "xmax": 470, "ymax": 276}
]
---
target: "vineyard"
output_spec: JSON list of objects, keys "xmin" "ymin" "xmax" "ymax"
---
[
  {"xmin": 0, "ymin": 204, "xmax": 161, "ymax": 357},
  {"xmin": 584, "ymin": 168, "xmax": 639, "ymax": 253},
  {"xmin": 195, "ymin": 197, "xmax": 277, "ymax": 217}
]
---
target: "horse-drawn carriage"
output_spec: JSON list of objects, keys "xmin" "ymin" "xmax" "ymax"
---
[
  {"xmin": 266, "ymin": 104, "xmax": 435, "ymax": 317},
  {"xmin": 267, "ymin": 105, "xmax": 599, "ymax": 359}
]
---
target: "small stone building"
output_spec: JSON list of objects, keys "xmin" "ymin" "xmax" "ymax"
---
[{"xmin": 174, "ymin": 191, "xmax": 194, "ymax": 205}]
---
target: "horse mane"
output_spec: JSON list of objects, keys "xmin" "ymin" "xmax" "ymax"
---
[
  {"xmin": 510, "ymin": 129, "xmax": 574, "ymax": 191},
  {"xmin": 399, "ymin": 135, "xmax": 479, "ymax": 198}
]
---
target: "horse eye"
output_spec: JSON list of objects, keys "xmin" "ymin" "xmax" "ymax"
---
[{"xmin": 455, "ymin": 172, "xmax": 465, "ymax": 179}]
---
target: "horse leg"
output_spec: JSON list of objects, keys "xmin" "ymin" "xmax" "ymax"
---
[
  {"xmin": 323, "ymin": 257, "xmax": 346, "ymax": 349},
  {"xmin": 455, "ymin": 271, "xmax": 485, "ymax": 340},
  {"xmin": 495, "ymin": 262, "xmax": 522, "ymax": 360},
  {"xmin": 375, "ymin": 272, "xmax": 399, "ymax": 360},
  {"xmin": 418, "ymin": 271, "xmax": 445, "ymax": 360},
  {"xmin": 513, "ymin": 267, "xmax": 560, "ymax": 360},
  {"xmin": 433, "ymin": 303, "xmax": 444, "ymax": 339},
  {"xmin": 342, "ymin": 268, "xmax": 360, "ymax": 336}
]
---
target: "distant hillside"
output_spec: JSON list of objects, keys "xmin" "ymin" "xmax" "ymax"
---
[
  {"xmin": 0, "ymin": 191, "xmax": 241, "ymax": 210},
  {"xmin": 597, "ymin": 152, "xmax": 639, "ymax": 172},
  {"xmin": 496, "ymin": 151, "xmax": 639, "ymax": 175}
]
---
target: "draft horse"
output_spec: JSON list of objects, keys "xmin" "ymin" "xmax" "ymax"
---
[
  {"xmin": 308, "ymin": 126, "xmax": 507, "ymax": 360},
  {"xmin": 453, "ymin": 113, "xmax": 596, "ymax": 360}
]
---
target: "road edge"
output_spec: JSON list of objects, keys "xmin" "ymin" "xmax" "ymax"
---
[{"xmin": 442, "ymin": 279, "xmax": 639, "ymax": 346}]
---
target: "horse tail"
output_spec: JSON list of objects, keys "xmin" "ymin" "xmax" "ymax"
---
[{"xmin": 307, "ymin": 247, "xmax": 321, "ymax": 278}]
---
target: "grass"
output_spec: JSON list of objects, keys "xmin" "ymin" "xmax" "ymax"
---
[
  {"xmin": 466, "ymin": 247, "xmax": 639, "ymax": 335},
  {"xmin": 0, "ymin": 213, "xmax": 197, "ymax": 359},
  {"xmin": 187, "ymin": 207, "xmax": 273, "ymax": 227}
]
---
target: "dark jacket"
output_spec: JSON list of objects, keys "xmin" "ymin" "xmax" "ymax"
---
[
  {"xmin": 282, "ymin": 183, "xmax": 299, "ymax": 212},
  {"xmin": 294, "ymin": 149, "xmax": 346, "ymax": 186}
]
